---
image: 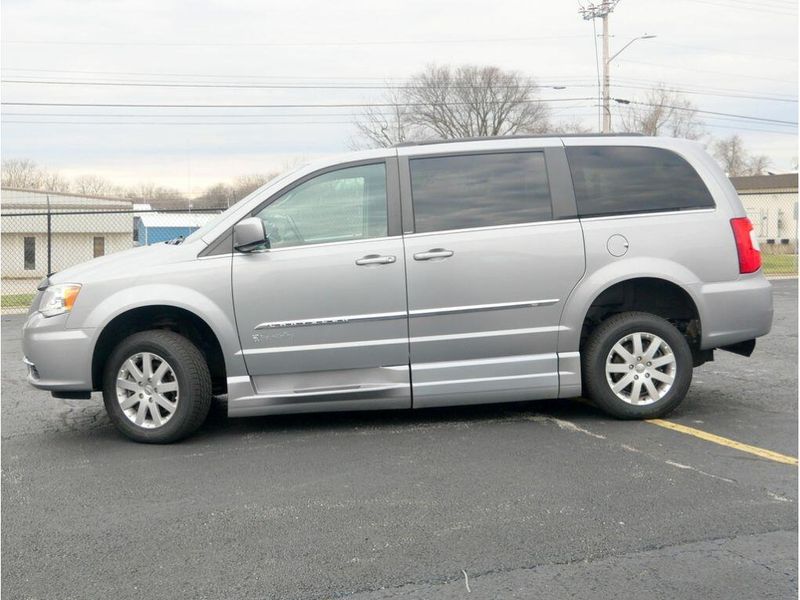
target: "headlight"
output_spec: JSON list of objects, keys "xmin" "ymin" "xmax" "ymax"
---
[{"xmin": 39, "ymin": 284, "xmax": 82, "ymax": 318}]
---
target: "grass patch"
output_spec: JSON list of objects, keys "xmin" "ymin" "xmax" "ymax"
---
[
  {"xmin": 762, "ymin": 254, "xmax": 798, "ymax": 276},
  {"xmin": 1, "ymin": 293, "xmax": 35, "ymax": 308}
]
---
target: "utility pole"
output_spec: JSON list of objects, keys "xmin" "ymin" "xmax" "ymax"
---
[
  {"xmin": 602, "ymin": 11, "xmax": 611, "ymax": 133},
  {"xmin": 579, "ymin": 1, "xmax": 620, "ymax": 133}
]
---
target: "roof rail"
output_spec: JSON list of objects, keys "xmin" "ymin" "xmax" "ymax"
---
[{"xmin": 393, "ymin": 132, "xmax": 644, "ymax": 148}]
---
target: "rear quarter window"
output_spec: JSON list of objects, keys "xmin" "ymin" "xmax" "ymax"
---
[{"xmin": 566, "ymin": 146, "xmax": 715, "ymax": 218}]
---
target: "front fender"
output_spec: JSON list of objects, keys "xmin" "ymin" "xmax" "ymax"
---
[{"xmin": 68, "ymin": 255, "xmax": 247, "ymax": 379}]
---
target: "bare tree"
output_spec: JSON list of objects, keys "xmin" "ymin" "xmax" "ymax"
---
[
  {"xmin": 233, "ymin": 173, "xmax": 279, "ymax": 198},
  {"xmin": 195, "ymin": 172, "xmax": 280, "ymax": 209},
  {"xmin": 712, "ymin": 134, "xmax": 750, "ymax": 176},
  {"xmin": 747, "ymin": 154, "xmax": 771, "ymax": 176},
  {"xmin": 125, "ymin": 182, "xmax": 188, "ymax": 208},
  {"xmin": 72, "ymin": 174, "xmax": 122, "ymax": 197},
  {"xmin": 353, "ymin": 89, "xmax": 417, "ymax": 149},
  {"xmin": 1, "ymin": 158, "xmax": 71, "ymax": 192},
  {"xmin": 618, "ymin": 85, "xmax": 705, "ymax": 140},
  {"xmin": 548, "ymin": 119, "xmax": 593, "ymax": 135},
  {"xmin": 354, "ymin": 65, "xmax": 551, "ymax": 147}
]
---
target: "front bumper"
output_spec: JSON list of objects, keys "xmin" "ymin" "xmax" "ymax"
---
[{"xmin": 22, "ymin": 311, "xmax": 94, "ymax": 392}]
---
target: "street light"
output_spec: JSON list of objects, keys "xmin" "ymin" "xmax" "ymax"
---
[{"xmin": 602, "ymin": 34, "xmax": 656, "ymax": 132}]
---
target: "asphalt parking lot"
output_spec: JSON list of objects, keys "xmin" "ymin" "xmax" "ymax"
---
[{"xmin": 2, "ymin": 280, "xmax": 797, "ymax": 600}]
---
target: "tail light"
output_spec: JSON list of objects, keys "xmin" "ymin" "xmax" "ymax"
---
[{"xmin": 730, "ymin": 217, "xmax": 761, "ymax": 274}]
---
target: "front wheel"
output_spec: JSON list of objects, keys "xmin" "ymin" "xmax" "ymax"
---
[
  {"xmin": 582, "ymin": 311, "xmax": 693, "ymax": 419},
  {"xmin": 103, "ymin": 330, "xmax": 212, "ymax": 443}
]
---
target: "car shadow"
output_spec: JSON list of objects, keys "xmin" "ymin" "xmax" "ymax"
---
[{"xmin": 195, "ymin": 395, "xmax": 607, "ymax": 442}]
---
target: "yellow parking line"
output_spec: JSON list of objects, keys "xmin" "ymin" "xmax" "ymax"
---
[{"xmin": 646, "ymin": 419, "xmax": 798, "ymax": 466}]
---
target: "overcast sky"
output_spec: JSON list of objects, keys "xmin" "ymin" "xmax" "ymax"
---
[{"xmin": 1, "ymin": 0, "xmax": 797, "ymax": 196}]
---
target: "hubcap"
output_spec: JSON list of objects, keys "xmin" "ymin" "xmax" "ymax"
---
[
  {"xmin": 115, "ymin": 352, "xmax": 179, "ymax": 429},
  {"xmin": 605, "ymin": 332, "xmax": 676, "ymax": 406}
]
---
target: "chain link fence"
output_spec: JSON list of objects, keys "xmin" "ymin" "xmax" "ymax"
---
[
  {"xmin": 1, "ymin": 205, "xmax": 224, "ymax": 313},
  {"xmin": 738, "ymin": 190, "xmax": 798, "ymax": 277}
]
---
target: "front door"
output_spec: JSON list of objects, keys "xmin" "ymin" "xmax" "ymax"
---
[
  {"xmin": 231, "ymin": 160, "xmax": 410, "ymax": 415},
  {"xmin": 399, "ymin": 146, "xmax": 586, "ymax": 408}
]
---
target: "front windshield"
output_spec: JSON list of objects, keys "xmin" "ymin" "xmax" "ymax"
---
[{"xmin": 183, "ymin": 168, "xmax": 301, "ymax": 244}]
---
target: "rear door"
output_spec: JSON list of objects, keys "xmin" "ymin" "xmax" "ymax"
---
[{"xmin": 398, "ymin": 141, "xmax": 585, "ymax": 408}]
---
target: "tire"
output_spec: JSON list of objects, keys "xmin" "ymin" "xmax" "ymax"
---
[
  {"xmin": 582, "ymin": 311, "xmax": 693, "ymax": 419},
  {"xmin": 103, "ymin": 330, "xmax": 212, "ymax": 443}
]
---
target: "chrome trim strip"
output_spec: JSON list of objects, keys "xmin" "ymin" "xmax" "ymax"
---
[
  {"xmin": 412, "ymin": 353, "xmax": 556, "ymax": 371},
  {"xmin": 410, "ymin": 325, "xmax": 562, "ymax": 344},
  {"xmin": 579, "ymin": 208, "xmax": 714, "ymax": 222},
  {"xmin": 252, "ymin": 383, "xmax": 408, "ymax": 400},
  {"xmin": 403, "ymin": 219, "xmax": 578, "ymax": 238},
  {"xmin": 253, "ymin": 300, "xmax": 558, "ymax": 330},
  {"xmin": 240, "ymin": 337, "xmax": 409, "ymax": 356},
  {"xmin": 415, "ymin": 372, "xmax": 554, "ymax": 387},
  {"xmin": 410, "ymin": 299, "xmax": 558, "ymax": 317},
  {"xmin": 254, "ymin": 311, "xmax": 406, "ymax": 330}
]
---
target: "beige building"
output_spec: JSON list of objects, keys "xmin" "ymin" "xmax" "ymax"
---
[
  {"xmin": 730, "ymin": 173, "xmax": 798, "ymax": 254},
  {"xmin": 1, "ymin": 188, "xmax": 135, "ymax": 297}
]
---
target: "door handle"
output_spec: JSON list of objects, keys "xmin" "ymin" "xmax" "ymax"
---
[
  {"xmin": 413, "ymin": 248, "xmax": 454, "ymax": 261},
  {"xmin": 355, "ymin": 254, "xmax": 396, "ymax": 266}
]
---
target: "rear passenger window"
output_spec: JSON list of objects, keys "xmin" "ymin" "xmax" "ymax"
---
[
  {"xmin": 410, "ymin": 152, "xmax": 552, "ymax": 233},
  {"xmin": 567, "ymin": 146, "xmax": 715, "ymax": 217}
]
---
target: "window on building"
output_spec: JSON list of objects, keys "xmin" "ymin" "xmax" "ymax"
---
[
  {"xmin": 409, "ymin": 152, "xmax": 552, "ymax": 234},
  {"xmin": 566, "ymin": 146, "xmax": 715, "ymax": 218},
  {"xmin": 93, "ymin": 236, "xmax": 105, "ymax": 258},
  {"xmin": 24, "ymin": 237, "xmax": 35, "ymax": 270}
]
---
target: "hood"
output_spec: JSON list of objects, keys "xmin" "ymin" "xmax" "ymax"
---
[{"xmin": 48, "ymin": 241, "xmax": 202, "ymax": 286}]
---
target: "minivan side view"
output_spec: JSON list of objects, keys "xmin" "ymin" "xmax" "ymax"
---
[{"xmin": 22, "ymin": 135, "xmax": 773, "ymax": 443}]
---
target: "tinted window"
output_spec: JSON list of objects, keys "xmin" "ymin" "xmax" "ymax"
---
[
  {"xmin": 410, "ymin": 152, "xmax": 552, "ymax": 233},
  {"xmin": 567, "ymin": 146, "xmax": 715, "ymax": 217},
  {"xmin": 256, "ymin": 163, "xmax": 387, "ymax": 249},
  {"xmin": 24, "ymin": 237, "xmax": 35, "ymax": 270}
]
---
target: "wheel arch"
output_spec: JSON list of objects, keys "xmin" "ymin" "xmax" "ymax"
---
[
  {"xmin": 91, "ymin": 304, "xmax": 229, "ymax": 394},
  {"xmin": 558, "ymin": 258, "xmax": 705, "ymax": 355}
]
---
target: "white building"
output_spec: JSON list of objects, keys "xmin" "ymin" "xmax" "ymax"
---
[
  {"xmin": 731, "ymin": 174, "xmax": 798, "ymax": 253},
  {"xmin": 1, "ymin": 188, "xmax": 135, "ymax": 297}
]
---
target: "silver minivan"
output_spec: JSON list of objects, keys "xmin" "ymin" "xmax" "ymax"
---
[{"xmin": 22, "ymin": 135, "xmax": 773, "ymax": 443}]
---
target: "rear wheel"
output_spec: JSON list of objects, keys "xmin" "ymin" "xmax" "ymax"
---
[
  {"xmin": 582, "ymin": 311, "xmax": 693, "ymax": 419},
  {"xmin": 103, "ymin": 330, "xmax": 212, "ymax": 443}
]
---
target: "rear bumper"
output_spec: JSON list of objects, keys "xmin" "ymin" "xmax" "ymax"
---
[
  {"xmin": 693, "ymin": 274, "xmax": 773, "ymax": 350},
  {"xmin": 22, "ymin": 311, "xmax": 94, "ymax": 392}
]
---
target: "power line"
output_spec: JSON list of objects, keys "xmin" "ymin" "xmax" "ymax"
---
[
  {"xmin": 0, "ymin": 98, "xmax": 598, "ymax": 108},
  {"xmin": 618, "ymin": 59, "xmax": 796, "ymax": 83},
  {"xmin": 685, "ymin": 0, "xmax": 798, "ymax": 15},
  {"xmin": 614, "ymin": 99, "xmax": 798, "ymax": 125},
  {"xmin": 0, "ymin": 79, "xmax": 578, "ymax": 91},
  {"xmin": 0, "ymin": 34, "xmax": 588, "ymax": 47},
  {"xmin": 4, "ymin": 77, "xmax": 794, "ymax": 103},
  {"xmin": 656, "ymin": 41, "xmax": 798, "ymax": 63}
]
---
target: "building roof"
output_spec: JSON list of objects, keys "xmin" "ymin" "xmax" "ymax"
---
[
  {"xmin": 137, "ymin": 212, "xmax": 217, "ymax": 228},
  {"xmin": 729, "ymin": 173, "xmax": 798, "ymax": 192},
  {"xmin": 1, "ymin": 187, "xmax": 133, "ymax": 210},
  {"xmin": 1, "ymin": 187, "xmax": 135, "ymax": 203}
]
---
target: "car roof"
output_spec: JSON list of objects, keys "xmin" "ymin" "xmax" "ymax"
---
[{"xmin": 393, "ymin": 133, "xmax": 643, "ymax": 148}]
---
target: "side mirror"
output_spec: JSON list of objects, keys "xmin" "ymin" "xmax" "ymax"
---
[{"xmin": 234, "ymin": 217, "xmax": 269, "ymax": 252}]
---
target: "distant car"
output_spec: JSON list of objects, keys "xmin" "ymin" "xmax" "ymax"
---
[{"xmin": 22, "ymin": 135, "xmax": 773, "ymax": 443}]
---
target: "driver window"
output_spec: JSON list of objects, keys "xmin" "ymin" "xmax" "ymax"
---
[{"xmin": 255, "ymin": 163, "xmax": 388, "ymax": 249}]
